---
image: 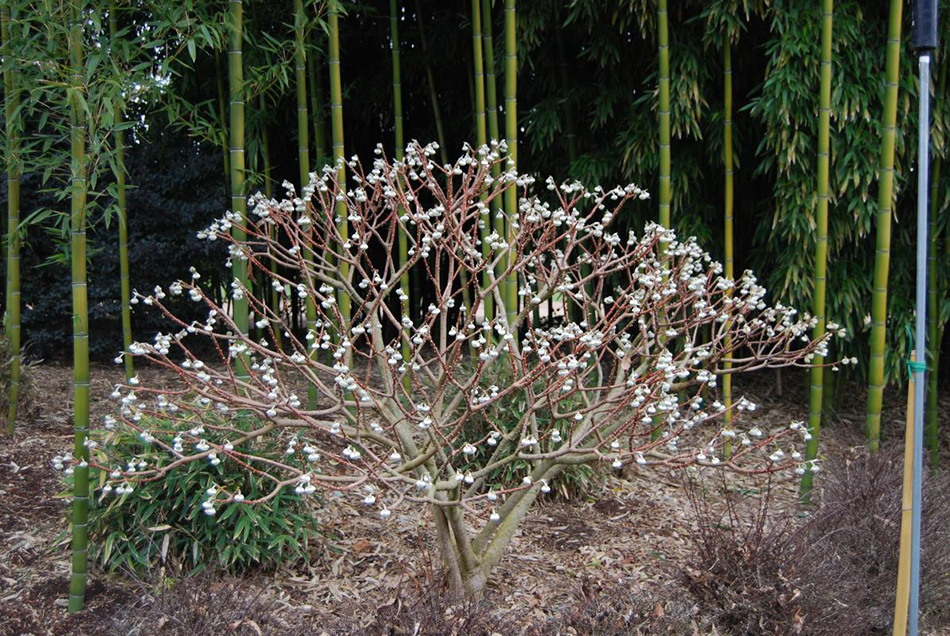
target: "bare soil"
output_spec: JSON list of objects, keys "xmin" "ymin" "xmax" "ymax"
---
[{"xmin": 0, "ymin": 363, "xmax": 947, "ymax": 635}]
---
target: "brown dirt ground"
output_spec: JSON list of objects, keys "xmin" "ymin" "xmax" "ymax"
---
[{"xmin": 0, "ymin": 362, "xmax": 948, "ymax": 635}]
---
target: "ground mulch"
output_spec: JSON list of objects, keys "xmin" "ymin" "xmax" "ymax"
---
[{"xmin": 0, "ymin": 362, "xmax": 946, "ymax": 635}]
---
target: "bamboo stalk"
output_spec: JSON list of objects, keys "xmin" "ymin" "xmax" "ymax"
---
[
  {"xmin": 926, "ymin": 47, "xmax": 947, "ymax": 468},
  {"xmin": 471, "ymin": 0, "xmax": 493, "ymax": 328},
  {"xmin": 415, "ymin": 0, "xmax": 449, "ymax": 166},
  {"xmin": 722, "ymin": 37, "xmax": 734, "ymax": 460},
  {"xmin": 308, "ymin": 30, "xmax": 327, "ymax": 167},
  {"xmin": 657, "ymin": 0, "xmax": 670, "ymax": 231},
  {"xmin": 1, "ymin": 7, "xmax": 21, "ymax": 431},
  {"xmin": 482, "ymin": 0, "xmax": 500, "ymax": 148},
  {"xmin": 108, "ymin": 2, "xmax": 133, "ymax": 382},
  {"xmin": 481, "ymin": 0, "xmax": 504, "ymax": 322},
  {"xmin": 215, "ymin": 50, "xmax": 230, "ymax": 182},
  {"xmin": 502, "ymin": 0, "xmax": 517, "ymax": 328},
  {"xmin": 865, "ymin": 0, "xmax": 903, "ymax": 452},
  {"xmin": 650, "ymin": 0, "xmax": 672, "ymax": 442},
  {"xmin": 328, "ymin": 2, "xmax": 351, "ymax": 348},
  {"xmin": 893, "ymin": 353, "xmax": 917, "ymax": 636},
  {"xmin": 294, "ymin": 0, "xmax": 319, "ymax": 407},
  {"xmin": 555, "ymin": 28, "xmax": 581, "ymax": 325},
  {"xmin": 800, "ymin": 0, "xmax": 833, "ymax": 500},
  {"xmin": 67, "ymin": 0, "xmax": 89, "ymax": 612},
  {"xmin": 556, "ymin": 29, "xmax": 577, "ymax": 170},
  {"xmin": 229, "ymin": 0, "xmax": 249, "ymax": 378},
  {"xmin": 390, "ymin": 0, "xmax": 413, "ymax": 383},
  {"xmin": 260, "ymin": 96, "xmax": 282, "ymax": 351},
  {"xmin": 294, "ymin": 0, "xmax": 310, "ymax": 191}
]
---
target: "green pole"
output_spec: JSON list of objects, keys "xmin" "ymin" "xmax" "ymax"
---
[
  {"xmin": 650, "ymin": 0, "xmax": 672, "ymax": 442},
  {"xmin": 800, "ymin": 0, "xmax": 834, "ymax": 499},
  {"xmin": 926, "ymin": 46, "xmax": 947, "ymax": 468},
  {"xmin": 502, "ymin": 0, "xmax": 517, "ymax": 328},
  {"xmin": 722, "ymin": 37, "xmax": 734, "ymax": 459},
  {"xmin": 260, "ymin": 96, "xmax": 282, "ymax": 350},
  {"xmin": 471, "ymin": 0, "xmax": 493, "ymax": 328},
  {"xmin": 391, "ymin": 0, "xmax": 413, "ymax": 383},
  {"xmin": 481, "ymin": 0, "xmax": 503, "ymax": 318},
  {"xmin": 865, "ymin": 0, "xmax": 903, "ymax": 452},
  {"xmin": 1, "ymin": 7, "xmax": 21, "ymax": 432},
  {"xmin": 67, "ymin": 0, "xmax": 90, "ymax": 612},
  {"xmin": 308, "ymin": 31, "xmax": 327, "ymax": 167},
  {"xmin": 294, "ymin": 0, "xmax": 310, "ymax": 196},
  {"xmin": 657, "ymin": 0, "xmax": 671, "ymax": 231},
  {"xmin": 215, "ymin": 50, "xmax": 230, "ymax": 182},
  {"xmin": 229, "ymin": 0, "xmax": 249, "ymax": 379},
  {"xmin": 328, "ymin": 2, "xmax": 351, "ymax": 346},
  {"xmin": 555, "ymin": 28, "xmax": 578, "ymax": 324},
  {"xmin": 555, "ymin": 30, "xmax": 577, "ymax": 169},
  {"xmin": 109, "ymin": 2, "xmax": 133, "ymax": 382},
  {"xmin": 294, "ymin": 0, "xmax": 318, "ymax": 407},
  {"xmin": 415, "ymin": 0, "xmax": 449, "ymax": 166}
]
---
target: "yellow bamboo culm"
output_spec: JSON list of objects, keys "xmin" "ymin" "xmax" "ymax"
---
[{"xmin": 892, "ymin": 352, "xmax": 916, "ymax": 636}]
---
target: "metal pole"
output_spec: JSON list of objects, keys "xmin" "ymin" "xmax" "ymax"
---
[
  {"xmin": 909, "ymin": 52, "xmax": 929, "ymax": 636},
  {"xmin": 909, "ymin": 3, "xmax": 937, "ymax": 633}
]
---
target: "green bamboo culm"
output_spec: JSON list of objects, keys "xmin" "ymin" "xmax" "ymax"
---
[
  {"xmin": 502, "ymin": 0, "xmax": 518, "ymax": 328},
  {"xmin": 650, "ymin": 0, "xmax": 671, "ymax": 442},
  {"xmin": 261, "ymin": 95, "xmax": 272, "ymax": 200},
  {"xmin": 390, "ymin": 0, "xmax": 413, "ymax": 384},
  {"xmin": 1, "ymin": 6, "xmax": 22, "ymax": 432},
  {"xmin": 260, "ymin": 96, "xmax": 282, "ymax": 351},
  {"xmin": 328, "ymin": 1, "xmax": 351, "ymax": 348},
  {"xmin": 556, "ymin": 30, "xmax": 578, "ymax": 170},
  {"xmin": 481, "ymin": 0, "xmax": 504, "ymax": 321},
  {"xmin": 215, "ymin": 50, "xmax": 230, "ymax": 183},
  {"xmin": 471, "ymin": 0, "xmax": 493, "ymax": 329},
  {"xmin": 294, "ymin": 0, "xmax": 310, "ymax": 207},
  {"xmin": 67, "ymin": 0, "xmax": 90, "ymax": 613},
  {"xmin": 800, "ymin": 0, "xmax": 833, "ymax": 500},
  {"xmin": 228, "ymin": 0, "xmax": 249, "ymax": 379},
  {"xmin": 294, "ymin": 0, "xmax": 318, "ymax": 408},
  {"xmin": 482, "ymin": 0, "xmax": 500, "ymax": 149},
  {"xmin": 926, "ymin": 47, "xmax": 947, "ymax": 468},
  {"xmin": 722, "ymin": 36, "xmax": 734, "ymax": 460},
  {"xmin": 109, "ymin": 2, "xmax": 133, "ymax": 382},
  {"xmin": 308, "ymin": 31, "xmax": 327, "ymax": 167},
  {"xmin": 657, "ymin": 0, "xmax": 671, "ymax": 232},
  {"xmin": 415, "ymin": 0, "xmax": 449, "ymax": 166},
  {"xmin": 864, "ymin": 0, "xmax": 903, "ymax": 453},
  {"xmin": 555, "ymin": 28, "xmax": 583, "ymax": 325}
]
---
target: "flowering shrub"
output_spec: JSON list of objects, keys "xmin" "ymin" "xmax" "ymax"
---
[
  {"xmin": 65, "ymin": 141, "xmax": 843, "ymax": 596},
  {"xmin": 455, "ymin": 360, "xmax": 601, "ymax": 499}
]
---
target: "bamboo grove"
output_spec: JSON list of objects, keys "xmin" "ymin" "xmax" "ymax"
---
[{"xmin": 0, "ymin": 0, "xmax": 948, "ymax": 610}]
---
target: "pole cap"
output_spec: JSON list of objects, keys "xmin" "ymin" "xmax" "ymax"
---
[{"xmin": 913, "ymin": 0, "xmax": 938, "ymax": 51}]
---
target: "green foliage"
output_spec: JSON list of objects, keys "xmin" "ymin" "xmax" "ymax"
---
[
  {"xmin": 747, "ymin": 0, "xmax": 949, "ymax": 384},
  {"xmin": 69, "ymin": 423, "xmax": 318, "ymax": 574},
  {"xmin": 455, "ymin": 362, "xmax": 601, "ymax": 500},
  {"xmin": 0, "ymin": 333, "xmax": 34, "ymax": 422}
]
